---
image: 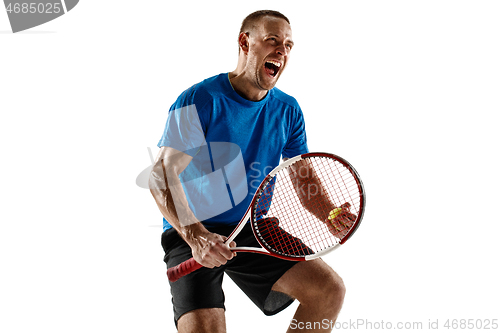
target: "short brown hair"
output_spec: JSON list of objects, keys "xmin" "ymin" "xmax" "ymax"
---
[{"xmin": 239, "ymin": 10, "xmax": 290, "ymax": 34}]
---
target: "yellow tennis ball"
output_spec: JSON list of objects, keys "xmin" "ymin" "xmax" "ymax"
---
[{"xmin": 328, "ymin": 208, "xmax": 342, "ymax": 220}]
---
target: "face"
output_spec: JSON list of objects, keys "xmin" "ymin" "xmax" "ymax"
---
[{"xmin": 242, "ymin": 16, "xmax": 294, "ymax": 91}]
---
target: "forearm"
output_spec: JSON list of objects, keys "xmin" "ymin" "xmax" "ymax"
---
[
  {"xmin": 148, "ymin": 148, "xmax": 208, "ymax": 244},
  {"xmin": 289, "ymin": 160, "xmax": 333, "ymax": 221}
]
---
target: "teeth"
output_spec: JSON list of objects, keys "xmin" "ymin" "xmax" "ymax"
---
[{"xmin": 266, "ymin": 60, "xmax": 281, "ymax": 68}]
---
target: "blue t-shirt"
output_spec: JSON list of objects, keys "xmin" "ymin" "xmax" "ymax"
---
[{"xmin": 158, "ymin": 73, "xmax": 308, "ymax": 231}]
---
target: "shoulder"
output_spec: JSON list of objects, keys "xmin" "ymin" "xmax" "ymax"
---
[
  {"xmin": 172, "ymin": 73, "xmax": 226, "ymax": 110},
  {"xmin": 270, "ymin": 87, "xmax": 301, "ymax": 110}
]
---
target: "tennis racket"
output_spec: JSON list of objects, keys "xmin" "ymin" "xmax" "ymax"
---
[{"xmin": 167, "ymin": 152, "xmax": 365, "ymax": 282}]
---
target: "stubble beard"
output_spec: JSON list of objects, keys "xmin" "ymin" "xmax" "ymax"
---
[{"xmin": 256, "ymin": 65, "xmax": 279, "ymax": 92}]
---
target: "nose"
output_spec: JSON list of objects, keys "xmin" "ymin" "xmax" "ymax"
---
[{"xmin": 276, "ymin": 44, "xmax": 288, "ymax": 57}]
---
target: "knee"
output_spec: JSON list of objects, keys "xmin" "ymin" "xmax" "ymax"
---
[
  {"xmin": 319, "ymin": 271, "xmax": 346, "ymax": 308},
  {"xmin": 177, "ymin": 308, "xmax": 226, "ymax": 333},
  {"xmin": 275, "ymin": 260, "xmax": 346, "ymax": 311},
  {"xmin": 299, "ymin": 266, "xmax": 346, "ymax": 309},
  {"xmin": 332, "ymin": 274, "xmax": 346, "ymax": 303}
]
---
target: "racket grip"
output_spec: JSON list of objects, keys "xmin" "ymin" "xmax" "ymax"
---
[{"xmin": 167, "ymin": 258, "xmax": 203, "ymax": 282}]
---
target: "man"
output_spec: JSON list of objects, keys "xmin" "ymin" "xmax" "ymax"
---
[{"xmin": 150, "ymin": 10, "xmax": 346, "ymax": 332}]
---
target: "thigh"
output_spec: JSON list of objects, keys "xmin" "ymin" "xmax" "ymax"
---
[
  {"xmin": 177, "ymin": 308, "xmax": 226, "ymax": 333},
  {"xmin": 161, "ymin": 229, "xmax": 226, "ymax": 326},
  {"xmin": 224, "ymin": 224, "xmax": 299, "ymax": 315},
  {"xmin": 271, "ymin": 259, "xmax": 345, "ymax": 302}
]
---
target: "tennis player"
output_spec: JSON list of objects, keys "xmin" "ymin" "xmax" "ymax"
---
[{"xmin": 150, "ymin": 10, "xmax": 346, "ymax": 332}]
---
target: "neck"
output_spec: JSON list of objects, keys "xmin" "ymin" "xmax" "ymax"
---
[{"xmin": 229, "ymin": 68, "xmax": 268, "ymax": 102}]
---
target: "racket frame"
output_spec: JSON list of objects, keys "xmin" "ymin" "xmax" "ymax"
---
[{"xmin": 227, "ymin": 152, "xmax": 365, "ymax": 261}]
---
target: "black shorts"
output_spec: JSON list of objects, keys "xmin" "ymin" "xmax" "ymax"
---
[{"xmin": 161, "ymin": 223, "xmax": 298, "ymax": 326}]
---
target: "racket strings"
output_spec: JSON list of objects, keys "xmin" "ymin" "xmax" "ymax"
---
[
  {"xmin": 256, "ymin": 217, "xmax": 314, "ymax": 256},
  {"xmin": 253, "ymin": 156, "xmax": 362, "ymax": 258}
]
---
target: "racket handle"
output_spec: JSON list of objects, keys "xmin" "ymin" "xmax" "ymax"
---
[{"xmin": 167, "ymin": 258, "xmax": 203, "ymax": 282}]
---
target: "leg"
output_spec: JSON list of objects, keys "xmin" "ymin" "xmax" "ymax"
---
[
  {"xmin": 272, "ymin": 259, "xmax": 346, "ymax": 333},
  {"xmin": 162, "ymin": 228, "xmax": 229, "ymax": 332},
  {"xmin": 177, "ymin": 308, "xmax": 226, "ymax": 333}
]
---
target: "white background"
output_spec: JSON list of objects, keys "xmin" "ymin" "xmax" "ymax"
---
[{"xmin": 1, "ymin": 1, "xmax": 499, "ymax": 332}]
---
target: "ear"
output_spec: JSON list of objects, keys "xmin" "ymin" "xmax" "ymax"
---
[{"xmin": 238, "ymin": 32, "xmax": 250, "ymax": 54}]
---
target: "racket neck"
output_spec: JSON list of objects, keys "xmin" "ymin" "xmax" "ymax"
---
[
  {"xmin": 226, "ymin": 208, "xmax": 251, "ymax": 244},
  {"xmin": 230, "ymin": 246, "xmax": 267, "ymax": 253}
]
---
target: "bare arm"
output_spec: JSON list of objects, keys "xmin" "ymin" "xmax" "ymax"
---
[
  {"xmin": 285, "ymin": 156, "xmax": 356, "ymax": 236},
  {"xmin": 149, "ymin": 147, "xmax": 235, "ymax": 268},
  {"xmin": 285, "ymin": 157, "xmax": 333, "ymax": 221}
]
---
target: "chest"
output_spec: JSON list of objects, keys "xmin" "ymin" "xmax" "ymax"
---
[{"xmin": 204, "ymin": 102, "xmax": 289, "ymax": 148}]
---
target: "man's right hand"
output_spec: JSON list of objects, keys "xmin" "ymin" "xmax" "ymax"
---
[{"xmin": 182, "ymin": 223, "xmax": 236, "ymax": 269}]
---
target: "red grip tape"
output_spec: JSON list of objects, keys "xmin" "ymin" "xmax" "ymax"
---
[{"xmin": 167, "ymin": 258, "xmax": 203, "ymax": 282}]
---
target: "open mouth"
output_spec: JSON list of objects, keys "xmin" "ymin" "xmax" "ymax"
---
[{"xmin": 264, "ymin": 60, "xmax": 282, "ymax": 78}]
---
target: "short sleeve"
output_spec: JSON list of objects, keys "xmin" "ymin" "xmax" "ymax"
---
[
  {"xmin": 282, "ymin": 107, "xmax": 309, "ymax": 159},
  {"xmin": 157, "ymin": 103, "xmax": 207, "ymax": 156}
]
